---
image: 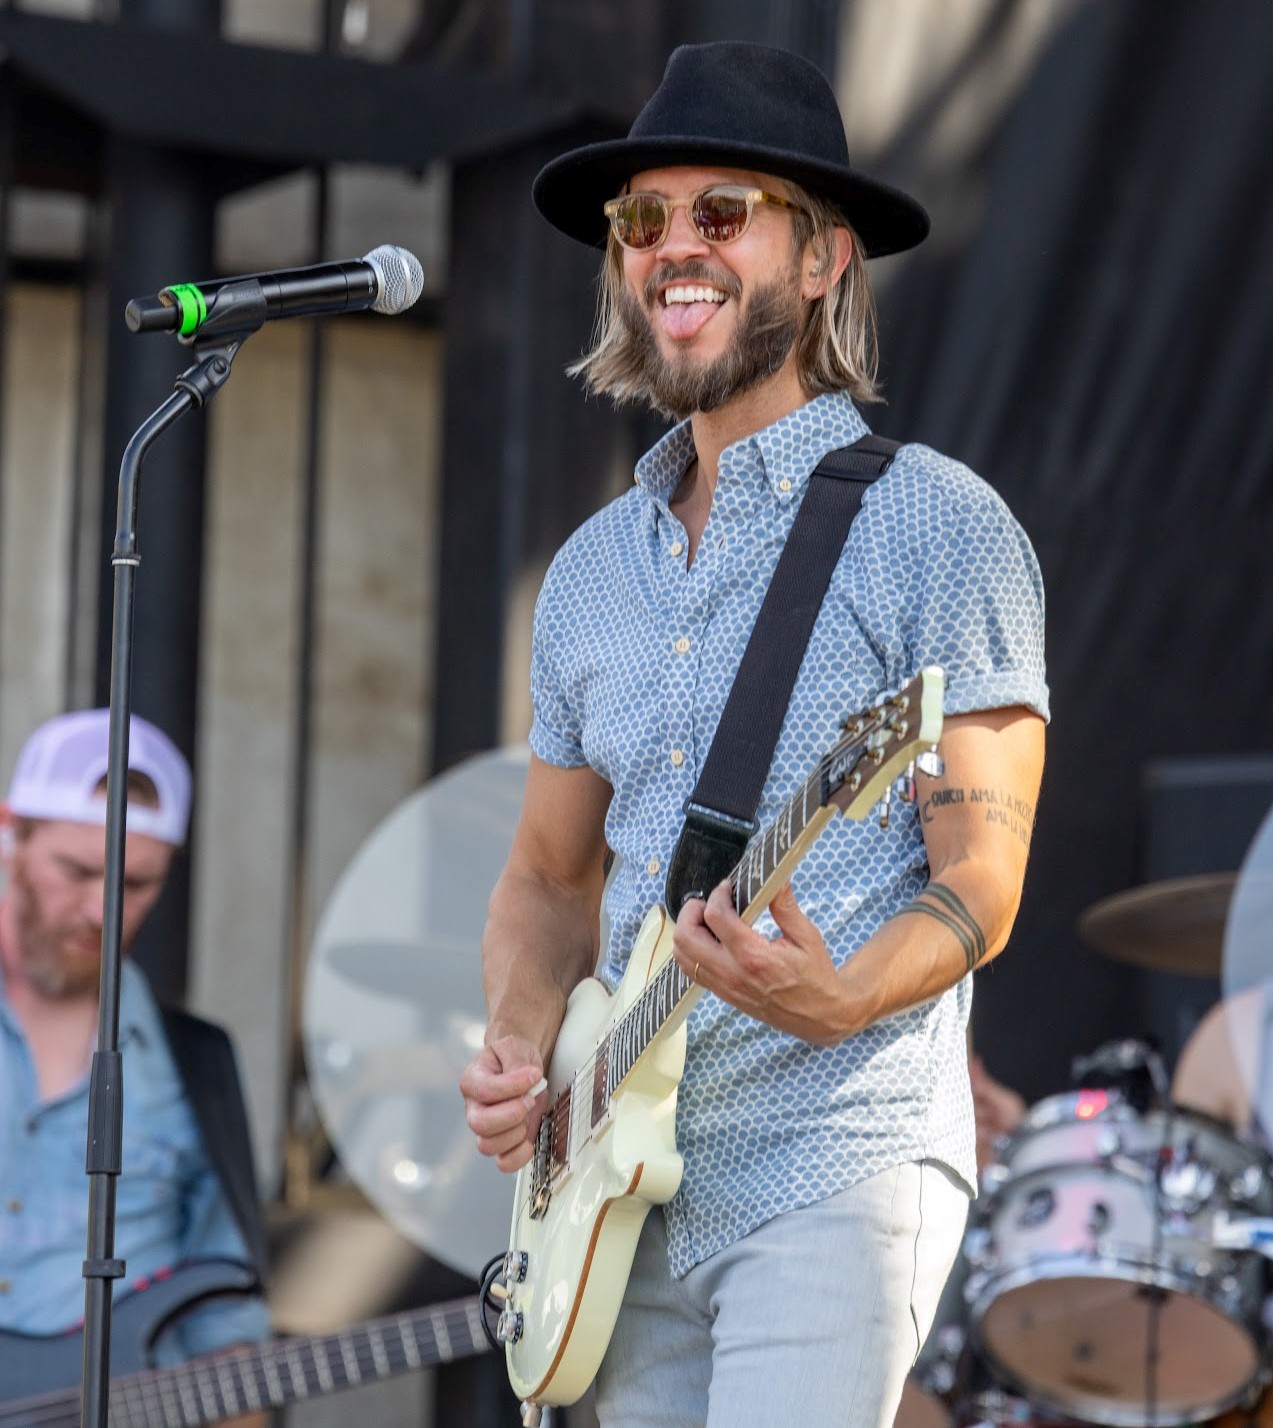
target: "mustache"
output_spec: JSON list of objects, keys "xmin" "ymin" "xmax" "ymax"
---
[{"xmin": 643, "ymin": 261, "xmax": 742, "ymax": 306}]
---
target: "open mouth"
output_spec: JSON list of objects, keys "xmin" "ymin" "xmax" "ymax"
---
[{"xmin": 658, "ymin": 283, "xmax": 730, "ymax": 340}]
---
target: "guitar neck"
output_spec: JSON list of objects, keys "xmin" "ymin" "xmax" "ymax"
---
[
  {"xmin": 729, "ymin": 764, "xmax": 838, "ymax": 923},
  {"xmin": 607, "ymin": 673, "xmax": 939, "ymax": 1091},
  {"xmin": 606, "ymin": 753, "xmax": 848, "ymax": 1091},
  {"xmin": 0, "ymin": 1296, "xmax": 488, "ymax": 1428}
]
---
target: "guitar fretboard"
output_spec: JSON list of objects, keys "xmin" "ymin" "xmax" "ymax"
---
[
  {"xmin": 0, "ymin": 1296, "xmax": 488, "ymax": 1428},
  {"xmin": 602, "ymin": 736, "xmax": 858, "ymax": 1098}
]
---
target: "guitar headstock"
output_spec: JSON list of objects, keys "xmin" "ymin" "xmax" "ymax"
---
[{"xmin": 825, "ymin": 667, "xmax": 945, "ymax": 820}]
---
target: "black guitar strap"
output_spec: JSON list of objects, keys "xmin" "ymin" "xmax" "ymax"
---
[
  {"xmin": 663, "ymin": 433, "xmax": 901, "ymax": 915},
  {"xmin": 159, "ymin": 1002, "xmax": 269, "ymax": 1284}
]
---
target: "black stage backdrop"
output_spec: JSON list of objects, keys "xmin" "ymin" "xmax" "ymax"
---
[{"xmin": 867, "ymin": 0, "xmax": 1273, "ymax": 1100}]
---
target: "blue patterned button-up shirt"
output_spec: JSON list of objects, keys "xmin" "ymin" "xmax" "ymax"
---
[
  {"xmin": 0, "ymin": 959, "xmax": 269, "ymax": 1363},
  {"xmin": 529, "ymin": 392, "xmax": 1048, "ymax": 1277}
]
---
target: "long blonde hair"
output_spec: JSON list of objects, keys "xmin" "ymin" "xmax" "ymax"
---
[{"xmin": 569, "ymin": 177, "xmax": 882, "ymax": 406}]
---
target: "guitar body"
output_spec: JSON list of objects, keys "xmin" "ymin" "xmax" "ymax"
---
[
  {"xmin": 496, "ymin": 668, "xmax": 946, "ymax": 1410},
  {"xmin": 505, "ymin": 905, "xmax": 690, "ymax": 1405}
]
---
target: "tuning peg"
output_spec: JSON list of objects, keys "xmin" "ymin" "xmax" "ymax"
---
[
  {"xmin": 896, "ymin": 763, "xmax": 918, "ymax": 804},
  {"xmin": 916, "ymin": 750, "xmax": 944, "ymax": 778},
  {"xmin": 878, "ymin": 785, "xmax": 893, "ymax": 829}
]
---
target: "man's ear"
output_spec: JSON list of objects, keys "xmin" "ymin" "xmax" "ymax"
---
[
  {"xmin": 0, "ymin": 809, "xmax": 16, "ymax": 865},
  {"xmin": 802, "ymin": 226, "xmax": 854, "ymax": 301}
]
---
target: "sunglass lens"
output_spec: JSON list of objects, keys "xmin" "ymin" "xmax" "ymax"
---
[
  {"xmin": 692, "ymin": 189, "xmax": 751, "ymax": 243},
  {"xmin": 615, "ymin": 195, "xmax": 669, "ymax": 250}
]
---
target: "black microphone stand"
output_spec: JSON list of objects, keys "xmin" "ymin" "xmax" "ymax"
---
[{"xmin": 80, "ymin": 287, "xmax": 266, "ymax": 1428}]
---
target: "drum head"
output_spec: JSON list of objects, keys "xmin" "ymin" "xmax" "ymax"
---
[{"xmin": 978, "ymin": 1275, "xmax": 1259, "ymax": 1426}]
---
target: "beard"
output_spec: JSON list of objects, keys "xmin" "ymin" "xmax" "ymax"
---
[
  {"xmin": 615, "ymin": 258, "xmax": 803, "ymax": 419},
  {"xmin": 10, "ymin": 871, "xmax": 101, "ymax": 999}
]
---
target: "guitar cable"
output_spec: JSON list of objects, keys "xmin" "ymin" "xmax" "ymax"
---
[{"xmin": 478, "ymin": 1251, "xmax": 510, "ymax": 1351}]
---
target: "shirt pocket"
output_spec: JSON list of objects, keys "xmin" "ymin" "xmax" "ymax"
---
[{"xmin": 118, "ymin": 1129, "xmax": 184, "ymax": 1218}]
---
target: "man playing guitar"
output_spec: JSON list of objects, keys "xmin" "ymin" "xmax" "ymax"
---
[{"xmin": 460, "ymin": 40, "xmax": 1048, "ymax": 1428}]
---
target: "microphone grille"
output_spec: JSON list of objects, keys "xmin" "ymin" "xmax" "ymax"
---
[{"xmin": 364, "ymin": 245, "xmax": 425, "ymax": 315}]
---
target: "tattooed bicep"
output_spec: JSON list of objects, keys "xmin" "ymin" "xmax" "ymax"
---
[{"xmin": 919, "ymin": 784, "xmax": 1036, "ymax": 850}]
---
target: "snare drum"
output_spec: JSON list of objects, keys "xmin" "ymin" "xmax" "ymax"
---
[{"xmin": 965, "ymin": 1091, "xmax": 1273, "ymax": 1428}]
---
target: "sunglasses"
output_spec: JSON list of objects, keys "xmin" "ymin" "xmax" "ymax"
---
[{"xmin": 603, "ymin": 185, "xmax": 805, "ymax": 252}]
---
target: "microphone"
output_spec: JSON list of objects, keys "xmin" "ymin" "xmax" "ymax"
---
[{"xmin": 125, "ymin": 245, "xmax": 425, "ymax": 337}]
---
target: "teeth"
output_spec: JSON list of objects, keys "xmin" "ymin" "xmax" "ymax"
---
[{"xmin": 663, "ymin": 286, "xmax": 727, "ymax": 306}]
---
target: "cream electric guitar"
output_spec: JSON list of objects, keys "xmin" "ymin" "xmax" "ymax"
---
[{"xmin": 495, "ymin": 667, "xmax": 945, "ymax": 1408}]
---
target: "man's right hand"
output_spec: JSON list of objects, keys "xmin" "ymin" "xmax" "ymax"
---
[{"xmin": 460, "ymin": 1034, "xmax": 549, "ymax": 1173}]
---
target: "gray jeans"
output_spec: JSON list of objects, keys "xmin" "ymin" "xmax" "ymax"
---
[{"xmin": 594, "ymin": 1160, "xmax": 970, "ymax": 1428}]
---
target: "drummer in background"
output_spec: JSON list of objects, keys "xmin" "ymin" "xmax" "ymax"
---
[
  {"xmin": 971, "ymin": 983, "xmax": 1273, "ymax": 1167},
  {"xmin": 1171, "ymin": 979, "xmax": 1272, "ymax": 1143}
]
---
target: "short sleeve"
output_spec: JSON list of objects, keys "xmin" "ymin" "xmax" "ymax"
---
[
  {"xmin": 527, "ymin": 561, "xmax": 589, "ymax": 769},
  {"xmin": 908, "ymin": 480, "xmax": 1049, "ymax": 721}
]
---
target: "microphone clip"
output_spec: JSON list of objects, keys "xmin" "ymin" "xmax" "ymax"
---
[{"xmin": 174, "ymin": 278, "xmax": 269, "ymax": 347}]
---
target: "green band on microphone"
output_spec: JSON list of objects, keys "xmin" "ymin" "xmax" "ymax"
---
[{"xmin": 164, "ymin": 283, "xmax": 207, "ymax": 337}]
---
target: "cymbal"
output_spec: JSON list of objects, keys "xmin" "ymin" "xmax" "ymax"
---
[{"xmin": 1077, "ymin": 873, "xmax": 1237, "ymax": 976}]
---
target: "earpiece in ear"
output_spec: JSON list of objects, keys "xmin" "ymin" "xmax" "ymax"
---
[{"xmin": 0, "ymin": 827, "xmax": 14, "ymax": 853}]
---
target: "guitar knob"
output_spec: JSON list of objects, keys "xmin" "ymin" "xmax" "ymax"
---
[
  {"xmin": 496, "ymin": 1306, "xmax": 525, "ymax": 1345},
  {"xmin": 504, "ymin": 1250, "xmax": 529, "ymax": 1283},
  {"xmin": 916, "ymin": 750, "xmax": 944, "ymax": 778}
]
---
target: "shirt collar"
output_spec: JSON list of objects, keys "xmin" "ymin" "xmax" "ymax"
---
[
  {"xmin": 633, "ymin": 393, "xmax": 872, "ymax": 505},
  {"xmin": 0, "ymin": 957, "xmax": 151, "ymax": 1047}
]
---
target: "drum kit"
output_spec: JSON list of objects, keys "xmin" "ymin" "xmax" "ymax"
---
[{"xmin": 900, "ymin": 874, "xmax": 1273, "ymax": 1428}]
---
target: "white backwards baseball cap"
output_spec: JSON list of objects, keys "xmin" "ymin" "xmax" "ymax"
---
[{"xmin": 6, "ymin": 709, "xmax": 191, "ymax": 846}]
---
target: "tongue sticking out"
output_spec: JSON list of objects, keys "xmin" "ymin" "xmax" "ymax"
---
[{"xmin": 660, "ymin": 300, "xmax": 724, "ymax": 341}]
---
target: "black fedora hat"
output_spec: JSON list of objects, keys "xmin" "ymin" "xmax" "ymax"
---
[{"xmin": 533, "ymin": 41, "xmax": 929, "ymax": 258}]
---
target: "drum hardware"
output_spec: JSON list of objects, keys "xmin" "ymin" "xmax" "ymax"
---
[
  {"xmin": 1229, "ymin": 1165, "xmax": 1267, "ymax": 1206},
  {"xmin": 1072, "ymin": 1041, "xmax": 1170, "ymax": 1117},
  {"xmin": 1210, "ymin": 1213, "xmax": 1273, "ymax": 1256},
  {"xmin": 1096, "ymin": 1128, "xmax": 1124, "ymax": 1162},
  {"xmin": 1157, "ymin": 1152, "xmax": 1217, "ymax": 1215}
]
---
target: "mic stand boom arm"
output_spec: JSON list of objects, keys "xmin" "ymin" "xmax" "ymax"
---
[{"xmin": 81, "ymin": 302, "xmax": 263, "ymax": 1428}]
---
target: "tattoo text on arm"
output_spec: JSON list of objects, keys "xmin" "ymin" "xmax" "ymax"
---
[
  {"xmin": 920, "ymin": 786, "xmax": 1036, "ymax": 850},
  {"xmin": 899, "ymin": 883, "xmax": 988, "ymax": 974}
]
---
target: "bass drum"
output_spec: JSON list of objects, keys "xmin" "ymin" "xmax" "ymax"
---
[{"xmin": 966, "ymin": 1090, "xmax": 1273, "ymax": 1428}]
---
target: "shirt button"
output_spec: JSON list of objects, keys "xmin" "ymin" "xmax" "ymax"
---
[
  {"xmin": 673, "ymin": 637, "xmax": 691, "ymax": 654},
  {"xmin": 646, "ymin": 858, "xmax": 660, "ymax": 876},
  {"xmin": 0, "ymin": 1280, "xmax": 9, "ymax": 1294},
  {"xmin": 779, "ymin": 478, "xmax": 793, "ymax": 492},
  {"xmin": 670, "ymin": 748, "xmax": 685, "ymax": 768},
  {"xmin": 670, "ymin": 540, "xmax": 684, "ymax": 557},
  {"xmin": 5, "ymin": 1200, "xmax": 19, "ymax": 1213}
]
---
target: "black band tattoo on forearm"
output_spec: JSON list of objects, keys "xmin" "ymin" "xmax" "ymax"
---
[{"xmin": 899, "ymin": 883, "xmax": 989, "ymax": 974}]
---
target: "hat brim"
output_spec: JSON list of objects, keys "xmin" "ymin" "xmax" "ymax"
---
[{"xmin": 532, "ymin": 136, "xmax": 929, "ymax": 258}]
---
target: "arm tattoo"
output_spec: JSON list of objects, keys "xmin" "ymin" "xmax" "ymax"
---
[{"xmin": 899, "ymin": 883, "xmax": 989, "ymax": 974}]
